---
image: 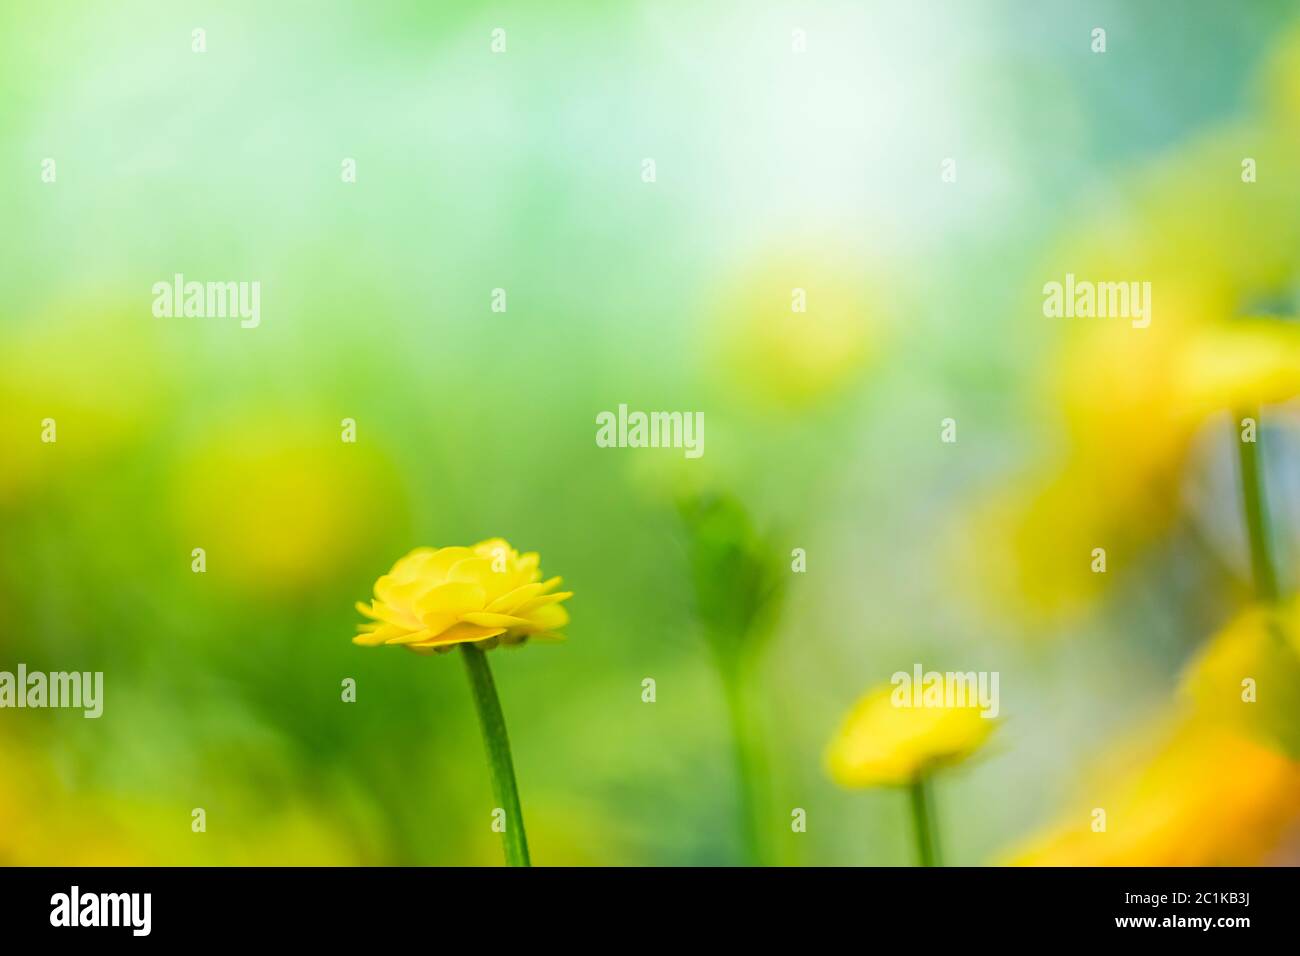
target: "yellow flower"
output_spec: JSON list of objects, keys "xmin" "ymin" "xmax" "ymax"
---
[
  {"xmin": 959, "ymin": 318, "xmax": 1300, "ymax": 624},
  {"xmin": 0, "ymin": 732, "xmax": 357, "ymax": 864},
  {"xmin": 1181, "ymin": 598, "xmax": 1300, "ymax": 757},
  {"xmin": 708, "ymin": 248, "xmax": 886, "ymax": 410},
  {"xmin": 0, "ymin": 299, "xmax": 166, "ymax": 504},
  {"xmin": 1010, "ymin": 603, "xmax": 1300, "ymax": 866},
  {"xmin": 826, "ymin": 685, "xmax": 996, "ymax": 788},
  {"xmin": 1007, "ymin": 718, "xmax": 1300, "ymax": 866},
  {"xmin": 173, "ymin": 420, "xmax": 395, "ymax": 597},
  {"xmin": 954, "ymin": 28, "xmax": 1300, "ymax": 628},
  {"xmin": 956, "ymin": 120, "xmax": 1300, "ymax": 625},
  {"xmin": 353, "ymin": 539, "xmax": 572, "ymax": 654}
]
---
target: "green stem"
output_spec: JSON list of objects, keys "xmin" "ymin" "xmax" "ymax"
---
[
  {"xmin": 1235, "ymin": 409, "xmax": 1280, "ymax": 605},
  {"xmin": 460, "ymin": 643, "xmax": 530, "ymax": 867},
  {"xmin": 721, "ymin": 662, "xmax": 767, "ymax": 866},
  {"xmin": 908, "ymin": 775, "xmax": 940, "ymax": 867}
]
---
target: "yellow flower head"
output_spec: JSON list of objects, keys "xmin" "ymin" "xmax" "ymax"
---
[
  {"xmin": 708, "ymin": 248, "xmax": 886, "ymax": 410},
  {"xmin": 826, "ymin": 685, "xmax": 996, "ymax": 788},
  {"xmin": 1009, "ymin": 602, "xmax": 1300, "ymax": 866},
  {"xmin": 353, "ymin": 539, "xmax": 572, "ymax": 654},
  {"xmin": 174, "ymin": 420, "xmax": 392, "ymax": 598},
  {"xmin": 1181, "ymin": 598, "xmax": 1300, "ymax": 757},
  {"xmin": 953, "ymin": 120, "xmax": 1300, "ymax": 627},
  {"xmin": 1006, "ymin": 719, "xmax": 1300, "ymax": 866}
]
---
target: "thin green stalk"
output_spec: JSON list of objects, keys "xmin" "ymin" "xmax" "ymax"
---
[
  {"xmin": 460, "ymin": 643, "xmax": 530, "ymax": 867},
  {"xmin": 721, "ymin": 661, "xmax": 768, "ymax": 866},
  {"xmin": 1235, "ymin": 409, "xmax": 1281, "ymax": 605},
  {"xmin": 908, "ymin": 774, "xmax": 940, "ymax": 867}
]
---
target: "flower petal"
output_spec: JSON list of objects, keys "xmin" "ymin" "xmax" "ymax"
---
[
  {"xmin": 427, "ymin": 546, "xmax": 476, "ymax": 579},
  {"xmin": 383, "ymin": 628, "xmax": 437, "ymax": 646},
  {"xmin": 513, "ymin": 591, "xmax": 573, "ymax": 615},
  {"xmin": 486, "ymin": 583, "xmax": 546, "ymax": 614},
  {"xmin": 517, "ymin": 603, "xmax": 570, "ymax": 633},
  {"xmin": 415, "ymin": 581, "xmax": 486, "ymax": 615},
  {"xmin": 408, "ymin": 622, "xmax": 507, "ymax": 647},
  {"xmin": 447, "ymin": 557, "xmax": 495, "ymax": 587},
  {"xmin": 462, "ymin": 611, "xmax": 533, "ymax": 628},
  {"xmin": 353, "ymin": 623, "xmax": 405, "ymax": 646}
]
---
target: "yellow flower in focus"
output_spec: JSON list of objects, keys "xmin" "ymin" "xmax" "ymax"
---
[
  {"xmin": 826, "ymin": 685, "xmax": 996, "ymax": 788},
  {"xmin": 353, "ymin": 539, "xmax": 572, "ymax": 653},
  {"xmin": 356, "ymin": 540, "xmax": 564, "ymax": 864},
  {"xmin": 1007, "ymin": 719, "xmax": 1300, "ymax": 866}
]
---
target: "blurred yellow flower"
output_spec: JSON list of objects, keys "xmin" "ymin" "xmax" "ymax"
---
[
  {"xmin": 709, "ymin": 249, "xmax": 886, "ymax": 410},
  {"xmin": 826, "ymin": 685, "xmax": 996, "ymax": 788},
  {"xmin": 353, "ymin": 539, "xmax": 571, "ymax": 653},
  {"xmin": 964, "ymin": 318, "xmax": 1300, "ymax": 622},
  {"xmin": 0, "ymin": 732, "xmax": 357, "ymax": 865},
  {"xmin": 172, "ymin": 422, "xmax": 396, "ymax": 598},
  {"xmin": 1182, "ymin": 598, "xmax": 1300, "ymax": 756},
  {"xmin": 1008, "ymin": 718, "xmax": 1300, "ymax": 866},
  {"xmin": 0, "ymin": 301, "xmax": 166, "ymax": 504},
  {"xmin": 953, "ymin": 27, "xmax": 1300, "ymax": 627},
  {"xmin": 1011, "ymin": 599, "xmax": 1300, "ymax": 866},
  {"xmin": 959, "ymin": 117, "xmax": 1300, "ymax": 624}
]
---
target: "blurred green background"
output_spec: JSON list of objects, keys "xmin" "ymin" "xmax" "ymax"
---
[{"xmin": 3, "ymin": 0, "xmax": 1299, "ymax": 865}]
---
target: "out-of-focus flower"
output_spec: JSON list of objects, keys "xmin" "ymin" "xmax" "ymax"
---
[
  {"xmin": 677, "ymin": 491, "xmax": 786, "ymax": 864},
  {"xmin": 1007, "ymin": 718, "xmax": 1300, "ymax": 866},
  {"xmin": 965, "ymin": 318, "xmax": 1300, "ymax": 622},
  {"xmin": 0, "ymin": 302, "xmax": 166, "ymax": 504},
  {"xmin": 826, "ymin": 685, "xmax": 996, "ymax": 788},
  {"xmin": 959, "ymin": 118, "xmax": 1300, "ymax": 624},
  {"xmin": 1182, "ymin": 598, "xmax": 1300, "ymax": 757},
  {"xmin": 677, "ymin": 492, "xmax": 785, "ymax": 668},
  {"xmin": 172, "ymin": 421, "xmax": 396, "ymax": 597},
  {"xmin": 353, "ymin": 539, "xmax": 571, "ymax": 653},
  {"xmin": 708, "ymin": 250, "xmax": 886, "ymax": 410},
  {"xmin": 1011, "ymin": 595, "xmax": 1300, "ymax": 866},
  {"xmin": 962, "ymin": 46, "xmax": 1300, "ymax": 627},
  {"xmin": 0, "ymin": 733, "xmax": 357, "ymax": 865}
]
